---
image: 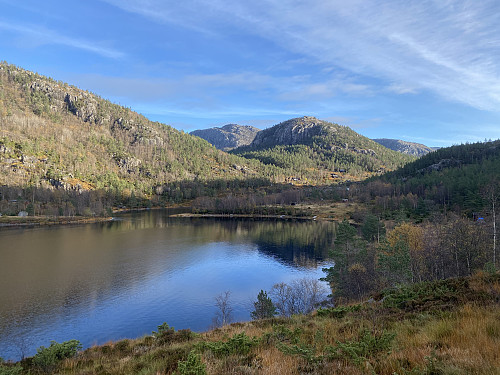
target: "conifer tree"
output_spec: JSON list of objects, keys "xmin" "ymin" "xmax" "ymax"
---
[{"xmin": 251, "ymin": 290, "xmax": 277, "ymax": 320}]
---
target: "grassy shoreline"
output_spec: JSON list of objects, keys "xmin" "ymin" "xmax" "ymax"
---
[
  {"xmin": 0, "ymin": 215, "xmax": 113, "ymax": 228},
  {"xmin": 2, "ymin": 274, "xmax": 499, "ymax": 374}
]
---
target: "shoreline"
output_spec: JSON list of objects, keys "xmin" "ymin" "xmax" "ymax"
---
[
  {"xmin": 0, "ymin": 216, "xmax": 113, "ymax": 228},
  {"xmin": 170, "ymin": 212, "xmax": 326, "ymax": 221}
]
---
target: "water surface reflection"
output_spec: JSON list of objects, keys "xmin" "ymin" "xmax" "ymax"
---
[{"xmin": 0, "ymin": 210, "xmax": 335, "ymax": 360}]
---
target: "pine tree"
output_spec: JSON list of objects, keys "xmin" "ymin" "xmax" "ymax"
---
[{"xmin": 251, "ymin": 290, "xmax": 277, "ymax": 320}]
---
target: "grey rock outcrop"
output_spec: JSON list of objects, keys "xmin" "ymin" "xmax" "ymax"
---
[
  {"xmin": 250, "ymin": 116, "xmax": 326, "ymax": 148},
  {"xmin": 372, "ymin": 138, "xmax": 434, "ymax": 157},
  {"xmin": 191, "ymin": 124, "xmax": 260, "ymax": 151}
]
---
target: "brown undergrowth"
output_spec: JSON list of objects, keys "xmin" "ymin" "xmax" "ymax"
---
[{"xmin": 1, "ymin": 273, "xmax": 499, "ymax": 375}]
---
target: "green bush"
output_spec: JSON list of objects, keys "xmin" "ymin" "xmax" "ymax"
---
[
  {"xmin": 278, "ymin": 342, "xmax": 323, "ymax": 365},
  {"xmin": 175, "ymin": 351, "xmax": 206, "ymax": 375},
  {"xmin": 199, "ymin": 332, "xmax": 258, "ymax": 357},
  {"xmin": 328, "ymin": 329, "xmax": 395, "ymax": 365},
  {"xmin": 316, "ymin": 304, "xmax": 362, "ymax": 318},
  {"xmin": 152, "ymin": 323, "xmax": 194, "ymax": 345},
  {"xmin": 0, "ymin": 358, "xmax": 23, "ymax": 375},
  {"xmin": 32, "ymin": 340, "xmax": 82, "ymax": 372},
  {"xmin": 0, "ymin": 363, "xmax": 23, "ymax": 375}
]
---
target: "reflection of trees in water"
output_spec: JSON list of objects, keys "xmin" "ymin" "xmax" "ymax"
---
[
  {"xmin": 111, "ymin": 211, "xmax": 337, "ymax": 268},
  {"xmin": 0, "ymin": 211, "xmax": 337, "ymax": 359},
  {"xmin": 249, "ymin": 221, "xmax": 336, "ymax": 267}
]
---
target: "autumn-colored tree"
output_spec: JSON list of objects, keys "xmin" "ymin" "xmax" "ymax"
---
[
  {"xmin": 323, "ymin": 220, "xmax": 374, "ymax": 300},
  {"xmin": 386, "ymin": 223, "xmax": 425, "ymax": 282}
]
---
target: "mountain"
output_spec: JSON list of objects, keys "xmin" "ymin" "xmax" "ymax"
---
[
  {"xmin": 231, "ymin": 116, "xmax": 414, "ymax": 181},
  {"xmin": 372, "ymin": 138, "xmax": 434, "ymax": 156},
  {"xmin": 0, "ymin": 62, "xmax": 278, "ymax": 215},
  {"xmin": 190, "ymin": 124, "xmax": 260, "ymax": 151}
]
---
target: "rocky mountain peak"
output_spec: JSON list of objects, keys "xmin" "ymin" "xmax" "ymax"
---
[
  {"xmin": 249, "ymin": 116, "xmax": 334, "ymax": 148},
  {"xmin": 190, "ymin": 124, "xmax": 260, "ymax": 151},
  {"xmin": 372, "ymin": 138, "xmax": 434, "ymax": 157}
]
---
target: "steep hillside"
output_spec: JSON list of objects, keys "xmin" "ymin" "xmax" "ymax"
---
[
  {"xmin": 366, "ymin": 139, "xmax": 500, "ymax": 216},
  {"xmin": 372, "ymin": 138, "xmax": 434, "ymax": 156},
  {"xmin": 0, "ymin": 62, "xmax": 279, "ymax": 215},
  {"xmin": 232, "ymin": 116, "xmax": 414, "ymax": 181},
  {"xmin": 190, "ymin": 124, "xmax": 260, "ymax": 151}
]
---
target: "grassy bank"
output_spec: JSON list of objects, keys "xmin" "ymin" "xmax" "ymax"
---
[
  {"xmin": 0, "ymin": 215, "xmax": 112, "ymax": 227},
  {"xmin": 1, "ymin": 273, "xmax": 499, "ymax": 375}
]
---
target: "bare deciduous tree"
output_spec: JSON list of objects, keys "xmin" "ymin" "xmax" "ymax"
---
[
  {"xmin": 270, "ymin": 278, "xmax": 328, "ymax": 317},
  {"xmin": 212, "ymin": 290, "xmax": 233, "ymax": 328}
]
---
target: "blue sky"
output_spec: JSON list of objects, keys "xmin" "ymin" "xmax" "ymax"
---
[{"xmin": 1, "ymin": 0, "xmax": 500, "ymax": 146}]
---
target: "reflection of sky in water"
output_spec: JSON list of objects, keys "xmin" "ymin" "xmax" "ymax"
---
[{"xmin": 0, "ymin": 211, "xmax": 335, "ymax": 360}]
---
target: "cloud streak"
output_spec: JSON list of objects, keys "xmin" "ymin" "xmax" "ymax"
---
[
  {"xmin": 0, "ymin": 21, "xmax": 124, "ymax": 59},
  {"xmin": 71, "ymin": 71, "xmax": 369, "ymax": 105},
  {"xmin": 101, "ymin": 0, "xmax": 500, "ymax": 112}
]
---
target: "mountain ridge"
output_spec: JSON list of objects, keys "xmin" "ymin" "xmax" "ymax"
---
[
  {"xmin": 190, "ymin": 124, "xmax": 260, "ymax": 151},
  {"xmin": 372, "ymin": 138, "xmax": 434, "ymax": 156},
  {"xmin": 231, "ymin": 116, "xmax": 414, "ymax": 180}
]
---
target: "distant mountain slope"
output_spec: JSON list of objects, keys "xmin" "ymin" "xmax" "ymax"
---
[
  {"xmin": 190, "ymin": 124, "xmax": 260, "ymax": 151},
  {"xmin": 376, "ymin": 139, "xmax": 500, "ymax": 213},
  {"xmin": 232, "ymin": 116, "xmax": 414, "ymax": 180},
  {"xmin": 372, "ymin": 138, "xmax": 434, "ymax": 156},
  {"xmin": 0, "ymin": 62, "xmax": 278, "ymax": 214}
]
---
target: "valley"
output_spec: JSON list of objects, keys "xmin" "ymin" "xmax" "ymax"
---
[{"xmin": 1, "ymin": 62, "xmax": 499, "ymax": 375}]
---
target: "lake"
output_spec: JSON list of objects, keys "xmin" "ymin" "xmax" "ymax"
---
[{"xmin": 0, "ymin": 210, "xmax": 335, "ymax": 360}]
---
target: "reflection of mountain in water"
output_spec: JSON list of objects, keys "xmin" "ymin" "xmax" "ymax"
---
[
  {"xmin": 114, "ymin": 210, "xmax": 337, "ymax": 268},
  {"xmin": 0, "ymin": 209, "xmax": 337, "ymax": 360}
]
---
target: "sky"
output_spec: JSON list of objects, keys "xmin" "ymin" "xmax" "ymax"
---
[{"xmin": 1, "ymin": 0, "xmax": 500, "ymax": 147}]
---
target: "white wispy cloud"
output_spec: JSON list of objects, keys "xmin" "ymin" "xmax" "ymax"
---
[
  {"xmin": 0, "ymin": 21, "xmax": 124, "ymax": 59},
  {"xmin": 71, "ymin": 72, "xmax": 367, "ymax": 105},
  {"xmin": 101, "ymin": 0, "xmax": 500, "ymax": 112}
]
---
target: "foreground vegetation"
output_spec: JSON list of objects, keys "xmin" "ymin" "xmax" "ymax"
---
[{"xmin": 1, "ymin": 273, "xmax": 498, "ymax": 375}]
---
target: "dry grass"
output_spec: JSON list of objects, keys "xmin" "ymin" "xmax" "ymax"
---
[{"xmin": 5, "ymin": 274, "xmax": 499, "ymax": 375}]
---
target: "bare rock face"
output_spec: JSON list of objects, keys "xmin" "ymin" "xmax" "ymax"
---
[
  {"xmin": 372, "ymin": 138, "xmax": 434, "ymax": 157},
  {"xmin": 250, "ymin": 116, "xmax": 329, "ymax": 148},
  {"xmin": 191, "ymin": 124, "xmax": 260, "ymax": 151}
]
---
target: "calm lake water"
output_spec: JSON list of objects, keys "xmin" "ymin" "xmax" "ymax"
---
[{"xmin": 0, "ymin": 210, "xmax": 335, "ymax": 360}]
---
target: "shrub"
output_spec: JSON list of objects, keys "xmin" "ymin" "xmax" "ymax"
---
[
  {"xmin": 328, "ymin": 329, "xmax": 395, "ymax": 365},
  {"xmin": 113, "ymin": 339, "xmax": 130, "ymax": 353},
  {"xmin": 199, "ymin": 332, "xmax": 259, "ymax": 357},
  {"xmin": 0, "ymin": 363, "xmax": 23, "ymax": 375},
  {"xmin": 0, "ymin": 358, "xmax": 23, "ymax": 375},
  {"xmin": 278, "ymin": 343, "xmax": 323, "ymax": 366},
  {"xmin": 32, "ymin": 340, "xmax": 82, "ymax": 372},
  {"xmin": 152, "ymin": 323, "xmax": 195, "ymax": 345},
  {"xmin": 175, "ymin": 351, "xmax": 206, "ymax": 375},
  {"xmin": 316, "ymin": 304, "xmax": 362, "ymax": 318}
]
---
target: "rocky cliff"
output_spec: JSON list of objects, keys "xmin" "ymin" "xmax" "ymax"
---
[
  {"xmin": 372, "ymin": 138, "xmax": 434, "ymax": 157},
  {"xmin": 249, "ymin": 116, "xmax": 326, "ymax": 148},
  {"xmin": 190, "ymin": 124, "xmax": 260, "ymax": 151}
]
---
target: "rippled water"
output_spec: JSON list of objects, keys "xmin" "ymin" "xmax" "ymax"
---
[{"xmin": 0, "ymin": 210, "xmax": 335, "ymax": 360}]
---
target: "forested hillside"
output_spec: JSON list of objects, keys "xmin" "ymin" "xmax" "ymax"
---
[
  {"xmin": 324, "ymin": 140, "xmax": 500, "ymax": 302},
  {"xmin": 366, "ymin": 140, "xmax": 500, "ymax": 215},
  {"xmin": 232, "ymin": 116, "xmax": 414, "ymax": 181},
  {"xmin": 0, "ymin": 62, "xmax": 283, "ymax": 215}
]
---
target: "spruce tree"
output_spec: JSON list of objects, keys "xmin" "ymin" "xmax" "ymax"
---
[{"xmin": 251, "ymin": 290, "xmax": 277, "ymax": 320}]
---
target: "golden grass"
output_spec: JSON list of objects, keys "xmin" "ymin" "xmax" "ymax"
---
[{"xmin": 7, "ymin": 275, "xmax": 499, "ymax": 375}]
